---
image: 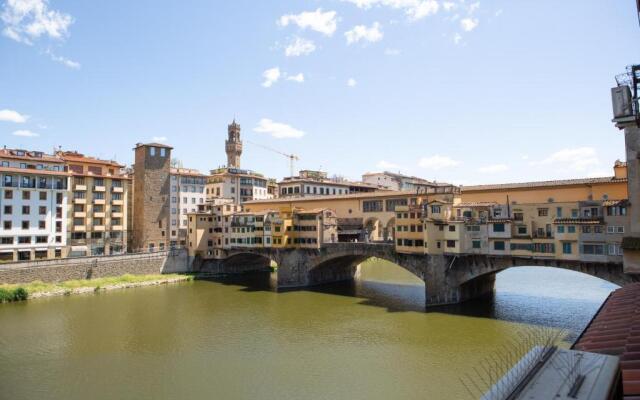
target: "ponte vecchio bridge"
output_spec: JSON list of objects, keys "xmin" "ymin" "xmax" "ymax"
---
[{"xmin": 198, "ymin": 242, "xmax": 635, "ymax": 307}]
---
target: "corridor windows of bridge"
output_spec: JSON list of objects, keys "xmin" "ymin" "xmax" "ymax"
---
[{"xmin": 363, "ymin": 200, "xmax": 383, "ymax": 213}]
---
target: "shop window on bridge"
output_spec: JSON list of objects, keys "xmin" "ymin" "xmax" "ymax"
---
[
  {"xmin": 431, "ymin": 205, "xmax": 441, "ymax": 214},
  {"xmin": 533, "ymin": 243, "xmax": 554, "ymax": 253},
  {"xmin": 511, "ymin": 243, "xmax": 532, "ymax": 252},
  {"xmin": 363, "ymin": 200, "xmax": 383, "ymax": 213}
]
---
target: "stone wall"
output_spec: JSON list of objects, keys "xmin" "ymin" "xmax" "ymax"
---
[{"xmin": 0, "ymin": 250, "xmax": 189, "ymax": 285}]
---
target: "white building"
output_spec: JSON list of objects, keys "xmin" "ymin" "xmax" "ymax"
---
[
  {"xmin": 170, "ymin": 168, "xmax": 207, "ymax": 246},
  {"xmin": 362, "ymin": 171, "xmax": 459, "ymax": 194},
  {"xmin": 0, "ymin": 148, "xmax": 69, "ymax": 261},
  {"xmin": 206, "ymin": 167, "xmax": 273, "ymax": 204},
  {"xmin": 278, "ymin": 170, "xmax": 379, "ymax": 198}
]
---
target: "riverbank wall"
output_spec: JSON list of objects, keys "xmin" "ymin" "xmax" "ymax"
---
[{"xmin": 0, "ymin": 249, "xmax": 189, "ymax": 284}]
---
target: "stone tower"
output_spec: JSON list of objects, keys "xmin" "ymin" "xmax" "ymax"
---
[
  {"xmin": 225, "ymin": 120, "xmax": 243, "ymax": 168},
  {"xmin": 132, "ymin": 143, "xmax": 172, "ymax": 252}
]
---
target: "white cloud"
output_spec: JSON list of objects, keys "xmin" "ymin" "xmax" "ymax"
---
[
  {"xmin": 262, "ymin": 67, "xmax": 281, "ymax": 88},
  {"xmin": 1, "ymin": 0, "xmax": 73, "ymax": 45},
  {"xmin": 384, "ymin": 48, "xmax": 401, "ymax": 56},
  {"xmin": 0, "ymin": 109, "xmax": 28, "ymax": 123},
  {"xmin": 278, "ymin": 9, "xmax": 337, "ymax": 36},
  {"xmin": 442, "ymin": 2, "xmax": 457, "ymax": 11},
  {"xmin": 12, "ymin": 129, "xmax": 38, "ymax": 137},
  {"xmin": 377, "ymin": 160, "xmax": 407, "ymax": 171},
  {"xmin": 529, "ymin": 147, "xmax": 600, "ymax": 172},
  {"xmin": 341, "ymin": 0, "xmax": 439, "ymax": 21},
  {"xmin": 418, "ymin": 155, "xmax": 460, "ymax": 170},
  {"xmin": 287, "ymin": 73, "xmax": 305, "ymax": 83},
  {"xmin": 345, "ymin": 22, "xmax": 383, "ymax": 45},
  {"xmin": 46, "ymin": 49, "xmax": 80, "ymax": 69},
  {"xmin": 285, "ymin": 37, "xmax": 315, "ymax": 57},
  {"xmin": 467, "ymin": 2, "xmax": 480, "ymax": 14},
  {"xmin": 347, "ymin": 78, "xmax": 357, "ymax": 87},
  {"xmin": 254, "ymin": 118, "xmax": 305, "ymax": 139},
  {"xmin": 495, "ymin": 9, "xmax": 503, "ymax": 17},
  {"xmin": 453, "ymin": 33, "xmax": 462, "ymax": 45},
  {"xmin": 478, "ymin": 164, "xmax": 508, "ymax": 173},
  {"xmin": 152, "ymin": 136, "xmax": 168, "ymax": 142},
  {"xmin": 460, "ymin": 18, "xmax": 479, "ymax": 32}
]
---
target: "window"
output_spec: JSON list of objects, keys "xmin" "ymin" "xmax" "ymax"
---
[
  {"xmin": 3, "ymin": 221, "xmax": 11, "ymax": 230},
  {"xmin": 517, "ymin": 225, "xmax": 527, "ymax": 235},
  {"xmin": 3, "ymin": 205, "xmax": 11, "ymax": 215},
  {"xmin": 582, "ymin": 244, "xmax": 605, "ymax": 255},
  {"xmin": 36, "ymin": 236, "xmax": 47, "ymax": 243},
  {"xmin": 0, "ymin": 237, "xmax": 12, "ymax": 244},
  {"xmin": 21, "ymin": 221, "xmax": 29, "ymax": 229},
  {"xmin": 22, "ymin": 205, "xmax": 29, "ymax": 215},
  {"xmin": 39, "ymin": 206, "xmax": 46, "ymax": 215},
  {"xmin": 493, "ymin": 223, "xmax": 505, "ymax": 232},
  {"xmin": 39, "ymin": 191, "xmax": 47, "ymax": 201},
  {"xmin": 18, "ymin": 236, "xmax": 31, "ymax": 244},
  {"xmin": 568, "ymin": 226, "xmax": 576, "ymax": 233},
  {"xmin": 571, "ymin": 209, "xmax": 579, "ymax": 218},
  {"xmin": 448, "ymin": 225, "xmax": 455, "ymax": 232},
  {"xmin": 446, "ymin": 240, "xmax": 456, "ymax": 248},
  {"xmin": 431, "ymin": 205, "xmax": 441, "ymax": 214},
  {"xmin": 582, "ymin": 226, "xmax": 592, "ymax": 234},
  {"xmin": 363, "ymin": 200, "xmax": 383, "ymax": 213},
  {"xmin": 493, "ymin": 241, "xmax": 505, "ymax": 251},
  {"xmin": 160, "ymin": 148, "xmax": 166, "ymax": 157},
  {"xmin": 472, "ymin": 240, "xmax": 481, "ymax": 249},
  {"xmin": 4, "ymin": 189, "xmax": 12, "ymax": 199},
  {"xmin": 513, "ymin": 212, "xmax": 524, "ymax": 221},
  {"xmin": 150, "ymin": 147, "xmax": 156, "ymax": 156},
  {"xmin": 556, "ymin": 207, "xmax": 562, "ymax": 218},
  {"xmin": 563, "ymin": 242, "xmax": 572, "ymax": 254},
  {"xmin": 38, "ymin": 221, "xmax": 45, "ymax": 229},
  {"xmin": 466, "ymin": 225, "xmax": 480, "ymax": 232},
  {"xmin": 537, "ymin": 208, "xmax": 548, "ymax": 217},
  {"xmin": 22, "ymin": 191, "xmax": 30, "ymax": 200}
]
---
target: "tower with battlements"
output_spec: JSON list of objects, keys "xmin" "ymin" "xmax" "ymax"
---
[{"xmin": 225, "ymin": 120, "xmax": 243, "ymax": 168}]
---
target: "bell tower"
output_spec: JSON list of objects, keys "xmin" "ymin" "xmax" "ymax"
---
[{"xmin": 225, "ymin": 119, "xmax": 243, "ymax": 168}]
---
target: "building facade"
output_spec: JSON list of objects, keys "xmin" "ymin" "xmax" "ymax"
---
[
  {"xmin": 169, "ymin": 167, "xmax": 206, "ymax": 246},
  {"xmin": 132, "ymin": 143, "xmax": 172, "ymax": 252},
  {"xmin": 0, "ymin": 148, "xmax": 69, "ymax": 261},
  {"xmin": 206, "ymin": 167, "xmax": 272, "ymax": 204},
  {"xmin": 362, "ymin": 171, "xmax": 459, "ymax": 194},
  {"xmin": 57, "ymin": 151, "xmax": 130, "ymax": 256},
  {"xmin": 278, "ymin": 170, "xmax": 380, "ymax": 198}
]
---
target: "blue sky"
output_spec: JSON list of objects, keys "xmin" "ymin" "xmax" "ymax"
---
[{"xmin": 0, "ymin": 0, "xmax": 638, "ymax": 185}]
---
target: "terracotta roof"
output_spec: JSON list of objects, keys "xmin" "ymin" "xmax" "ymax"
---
[
  {"xmin": 0, "ymin": 148, "xmax": 63, "ymax": 163},
  {"xmin": 553, "ymin": 218, "xmax": 604, "ymax": 225},
  {"xmin": 57, "ymin": 151, "xmax": 124, "ymax": 168},
  {"xmin": 573, "ymin": 283, "xmax": 640, "ymax": 398},
  {"xmin": 461, "ymin": 176, "xmax": 627, "ymax": 192},
  {"xmin": 170, "ymin": 168, "xmax": 206, "ymax": 177},
  {"xmin": 0, "ymin": 166, "xmax": 69, "ymax": 176}
]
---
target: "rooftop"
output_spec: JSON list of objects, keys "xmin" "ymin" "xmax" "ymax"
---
[
  {"xmin": 461, "ymin": 176, "xmax": 627, "ymax": 192},
  {"xmin": 57, "ymin": 151, "xmax": 124, "ymax": 168},
  {"xmin": 573, "ymin": 283, "xmax": 640, "ymax": 399},
  {"xmin": 0, "ymin": 148, "xmax": 63, "ymax": 163},
  {"xmin": 134, "ymin": 142, "xmax": 174, "ymax": 149},
  {"xmin": 245, "ymin": 190, "xmax": 423, "ymax": 204},
  {"xmin": 170, "ymin": 167, "xmax": 206, "ymax": 177}
]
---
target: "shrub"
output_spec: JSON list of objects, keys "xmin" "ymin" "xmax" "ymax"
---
[
  {"xmin": 12, "ymin": 287, "xmax": 28, "ymax": 301},
  {"xmin": 0, "ymin": 288, "xmax": 12, "ymax": 303}
]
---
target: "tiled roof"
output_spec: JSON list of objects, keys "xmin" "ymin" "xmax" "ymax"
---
[
  {"xmin": 461, "ymin": 176, "xmax": 627, "ymax": 192},
  {"xmin": 0, "ymin": 148, "xmax": 63, "ymax": 163},
  {"xmin": 57, "ymin": 151, "xmax": 124, "ymax": 168},
  {"xmin": 573, "ymin": 283, "xmax": 640, "ymax": 398}
]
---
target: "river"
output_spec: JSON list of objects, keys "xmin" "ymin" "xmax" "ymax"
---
[{"xmin": 0, "ymin": 260, "xmax": 617, "ymax": 400}]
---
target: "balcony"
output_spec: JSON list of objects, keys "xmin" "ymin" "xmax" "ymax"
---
[
  {"xmin": 93, "ymin": 185, "xmax": 106, "ymax": 192},
  {"xmin": 112, "ymin": 199, "xmax": 124, "ymax": 206},
  {"xmin": 74, "ymin": 211, "xmax": 86, "ymax": 218},
  {"xmin": 111, "ymin": 212, "xmax": 123, "ymax": 218},
  {"xmin": 111, "ymin": 225, "xmax": 123, "ymax": 231},
  {"xmin": 93, "ymin": 225, "xmax": 105, "ymax": 232},
  {"xmin": 93, "ymin": 212, "xmax": 106, "ymax": 218},
  {"xmin": 73, "ymin": 198, "xmax": 86, "ymax": 204},
  {"xmin": 93, "ymin": 199, "xmax": 106, "ymax": 205},
  {"xmin": 73, "ymin": 225, "xmax": 86, "ymax": 232},
  {"xmin": 75, "ymin": 184, "xmax": 87, "ymax": 191},
  {"xmin": 112, "ymin": 186, "xmax": 124, "ymax": 193}
]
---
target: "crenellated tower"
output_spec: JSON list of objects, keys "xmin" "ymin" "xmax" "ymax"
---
[{"xmin": 225, "ymin": 119, "xmax": 243, "ymax": 168}]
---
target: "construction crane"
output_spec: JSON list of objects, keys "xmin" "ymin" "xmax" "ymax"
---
[{"xmin": 245, "ymin": 139, "xmax": 299, "ymax": 177}]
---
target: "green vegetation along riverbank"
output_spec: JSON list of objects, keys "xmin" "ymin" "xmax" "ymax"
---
[{"xmin": 0, "ymin": 274, "xmax": 194, "ymax": 303}]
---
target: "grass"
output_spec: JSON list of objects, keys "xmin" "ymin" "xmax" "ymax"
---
[{"xmin": 0, "ymin": 273, "xmax": 194, "ymax": 302}]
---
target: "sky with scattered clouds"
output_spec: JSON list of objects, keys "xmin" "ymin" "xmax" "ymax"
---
[{"xmin": 0, "ymin": 0, "xmax": 638, "ymax": 185}]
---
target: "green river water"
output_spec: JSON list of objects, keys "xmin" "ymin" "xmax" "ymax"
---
[{"xmin": 0, "ymin": 260, "xmax": 617, "ymax": 400}]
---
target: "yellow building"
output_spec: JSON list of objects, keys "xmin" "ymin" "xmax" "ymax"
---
[{"xmin": 57, "ymin": 151, "xmax": 130, "ymax": 256}]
